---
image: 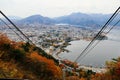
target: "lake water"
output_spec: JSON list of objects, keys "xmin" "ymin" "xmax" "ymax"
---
[{"xmin": 59, "ymin": 29, "xmax": 120, "ymax": 67}]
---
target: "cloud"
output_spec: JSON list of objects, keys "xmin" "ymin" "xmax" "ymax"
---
[{"xmin": 0, "ymin": 0, "xmax": 119, "ymax": 18}]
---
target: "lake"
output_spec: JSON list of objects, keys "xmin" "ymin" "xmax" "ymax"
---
[{"xmin": 59, "ymin": 29, "xmax": 120, "ymax": 67}]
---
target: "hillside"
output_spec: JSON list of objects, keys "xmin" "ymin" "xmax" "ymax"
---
[
  {"xmin": 0, "ymin": 33, "xmax": 62, "ymax": 80},
  {"xmin": 0, "ymin": 33, "xmax": 120, "ymax": 80}
]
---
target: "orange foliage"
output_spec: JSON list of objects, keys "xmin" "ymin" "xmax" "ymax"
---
[
  {"xmin": 116, "ymin": 62, "xmax": 120, "ymax": 75},
  {"xmin": 0, "ymin": 33, "xmax": 11, "ymax": 50},
  {"xmin": 61, "ymin": 59, "xmax": 78, "ymax": 68},
  {"xmin": 66, "ymin": 76, "xmax": 80, "ymax": 80},
  {"xmin": 0, "ymin": 60, "xmax": 24, "ymax": 78},
  {"xmin": 0, "ymin": 33, "xmax": 23, "ymax": 51},
  {"xmin": 0, "ymin": 33, "xmax": 62, "ymax": 80},
  {"xmin": 0, "ymin": 33, "xmax": 11, "ymax": 44},
  {"xmin": 91, "ymin": 57, "xmax": 120, "ymax": 80},
  {"xmin": 29, "ymin": 52, "xmax": 62, "ymax": 79},
  {"xmin": 80, "ymin": 77, "xmax": 86, "ymax": 80}
]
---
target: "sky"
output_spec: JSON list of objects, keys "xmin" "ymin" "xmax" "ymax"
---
[{"xmin": 0, "ymin": 0, "xmax": 120, "ymax": 18}]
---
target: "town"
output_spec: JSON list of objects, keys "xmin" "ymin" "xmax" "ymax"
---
[{"xmin": 0, "ymin": 24, "xmax": 96, "ymax": 55}]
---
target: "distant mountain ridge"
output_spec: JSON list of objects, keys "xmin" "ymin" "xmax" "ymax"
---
[
  {"xmin": 8, "ymin": 16, "xmax": 22, "ymax": 21},
  {"xmin": 0, "ymin": 16, "xmax": 22, "ymax": 25},
  {"xmin": 55, "ymin": 12, "xmax": 119, "ymax": 26},
  {"xmin": 54, "ymin": 12, "xmax": 100, "ymax": 26},
  {"xmin": 18, "ymin": 15, "xmax": 54, "ymax": 25},
  {"xmin": 12, "ymin": 12, "xmax": 120, "ymax": 27}
]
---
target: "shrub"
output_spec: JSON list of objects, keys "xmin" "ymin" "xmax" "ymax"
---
[{"xmin": 10, "ymin": 49, "xmax": 26, "ymax": 61}]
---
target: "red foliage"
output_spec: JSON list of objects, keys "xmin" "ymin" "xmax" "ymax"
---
[
  {"xmin": 61, "ymin": 59, "xmax": 78, "ymax": 68},
  {"xmin": 116, "ymin": 62, "xmax": 120, "ymax": 75},
  {"xmin": 29, "ymin": 52, "xmax": 62, "ymax": 78}
]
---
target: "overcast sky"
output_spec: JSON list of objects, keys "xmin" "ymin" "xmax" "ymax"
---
[{"xmin": 0, "ymin": 0, "xmax": 120, "ymax": 18}]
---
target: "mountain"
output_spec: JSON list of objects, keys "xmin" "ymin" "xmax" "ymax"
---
[
  {"xmin": 8, "ymin": 16, "xmax": 22, "ymax": 21},
  {"xmin": 7, "ymin": 12, "xmax": 120, "ymax": 27},
  {"xmin": 54, "ymin": 12, "xmax": 120, "ymax": 27},
  {"xmin": 18, "ymin": 15, "xmax": 54, "ymax": 25},
  {"xmin": 54, "ymin": 12, "xmax": 95, "ymax": 26},
  {"xmin": 54, "ymin": 12, "xmax": 109, "ymax": 27}
]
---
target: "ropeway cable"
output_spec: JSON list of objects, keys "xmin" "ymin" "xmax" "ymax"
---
[
  {"xmin": 78, "ymin": 19, "xmax": 120, "ymax": 62},
  {"xmin": 0, "ymin": 11, "xmax": 34, "ymax": 44},
  {"xmin": 74, "ymin": 7, "xmax": 120, "ymax": 62},
  {"xmin": 0, "ymin": 18, "xmax": 25, "ymax": 41}
]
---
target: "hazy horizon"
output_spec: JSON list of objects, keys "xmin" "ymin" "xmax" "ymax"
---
[
  {"xmin": 0, "ymin": 0, "xmax": 119, "ymax": 18},
  {"xmin": 5, "ymin": 12, "xmax": 115, "ymax": 19}
]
